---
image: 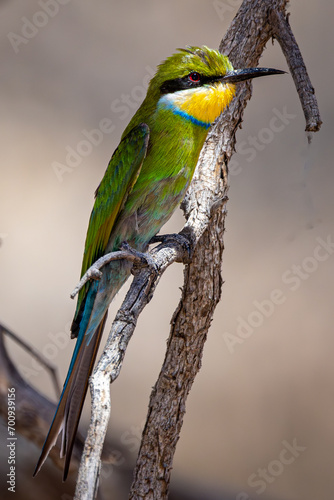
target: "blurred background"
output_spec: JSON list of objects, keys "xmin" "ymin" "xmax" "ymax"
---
[{"xmin": 0, "ymin": 1, "xmax": 333, "ymax": 499}]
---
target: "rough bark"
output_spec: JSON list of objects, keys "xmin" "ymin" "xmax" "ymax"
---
[
  {"xmin": 129, "ymin": 1, "xmax": 321, "ymax": 498},
  {"xmin": 0, "ymin": 324, "xmax": 84, "ymax": 474},
  {"xmin": 74, "ymin": 1, "xmax": 322, "ymax": 499}
]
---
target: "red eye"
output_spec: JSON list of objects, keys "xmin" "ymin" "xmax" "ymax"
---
[{"xmin": 188, "ymin": 72, "xmax": 201, "ymax": 82}]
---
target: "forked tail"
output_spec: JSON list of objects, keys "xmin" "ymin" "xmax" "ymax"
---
[{"xmin": 33, "ymin": 312, "xmax": 107, "ymax": 480}]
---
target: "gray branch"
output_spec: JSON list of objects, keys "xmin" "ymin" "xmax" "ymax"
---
[
  {"xmin": 0, "ymin": 324, "xmax": 84, "ymax": 474},
  {"xmin": 70, "ymin": 245, "xmax": 159, "ymax": 300},
  {"xmin": 74, "ymin": 1, "xmax": 322, "ymax": 499},
  {"xmin": 269, "ymin": 8, "xmax": 322, "ymax": 132}
]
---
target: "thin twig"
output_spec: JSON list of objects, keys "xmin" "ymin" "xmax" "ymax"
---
[
  {"xmin": 70, "ymin": 246, "xmax": 154, "ymax": 300},
  {"xmin": 0, "ymin": 324, "xmax": 85, "ymax": 472},
  {"xmin": 74, "ymin": 1, "xmax": 322, "ymax": 498},
  {"xmin": 270, "ymin": 8, "xmax": 322, "ymax": 132},
  {"xmin": 130, "ymin": 0, "xmax": 322, "ymax": 498},
  {"xmin": 1, "ymin": 323, "xmax": 61, "ymax": 397},
  {"xmin": 74, "ymin": 237, "xmax": 192, "ymax": 500}
]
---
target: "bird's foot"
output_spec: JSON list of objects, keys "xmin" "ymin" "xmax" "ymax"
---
[
  {"xmin": 120, "ymin": 242, "xmax": 158, "ymax": 276},
  {"xmin": 149, "ymin": 232, "xmax": 193, "ymax": 263}
]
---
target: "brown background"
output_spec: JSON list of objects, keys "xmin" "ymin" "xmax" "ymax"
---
[{"xmin": 0, "ymin": 1, "xmax": 333, "ymax": 499}]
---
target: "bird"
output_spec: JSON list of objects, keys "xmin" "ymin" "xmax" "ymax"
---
[{"xmin": 34, "ymin": 46, "xmax": 284, "ymax": 480}]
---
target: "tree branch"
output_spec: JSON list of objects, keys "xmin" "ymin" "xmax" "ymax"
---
[
  {"xmin": 74, "ymin": 1, "xmax": 322, "ymax": 498},
  {"xmin": 1, "ymin": 323, "xmax": 61, "ymax": 397},
  {"xmin": 269, "ymin": 8, "xmax": 322, "ymax": 132},
  {"xmin": 0, "ymin": 324, "xmax": 84, "ymax": 474},
  {"xmin": 74, "ymin": 227, "xmax": 219, "ymax": 500},
  {"xmin": 130, "ymin": 1, "xmax": 322, "ymax": 499},
  {"xmin": 70, "ymin": 245, "xmax": 159, "ymax": 301}
]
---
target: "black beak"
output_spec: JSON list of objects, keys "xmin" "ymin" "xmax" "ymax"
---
[{"xmin": 221, "ymin": 67, "xmax": 286, "ymax": 84}]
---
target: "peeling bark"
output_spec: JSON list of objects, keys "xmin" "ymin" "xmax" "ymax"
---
[{"xmin": 74, "ymin": 1, "xmax": 322, "ymax": 499}]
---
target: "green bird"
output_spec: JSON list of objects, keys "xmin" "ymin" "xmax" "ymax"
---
[{"xmin": 34, "ymin": 46, "xmax": 284, "ymax": 479}]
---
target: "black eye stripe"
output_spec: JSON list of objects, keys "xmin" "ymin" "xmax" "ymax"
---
[
  {"xmin": 160, "ymin": 73, "xmax": 223, "ymax": 94},
  {"xmin": 160, "ymin": 74, "xmax": 199, "ymax": 94}
]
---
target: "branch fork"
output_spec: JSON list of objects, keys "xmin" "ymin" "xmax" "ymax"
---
[
  {"xmin": 70, "ymin": 234, "xmax": 193, "ymax": 302},
  {"xmin": 74, "ymin": 1, "xmax": 322, "ymax": 498}
]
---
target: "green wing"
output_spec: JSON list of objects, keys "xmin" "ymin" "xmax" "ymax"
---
[{"xmin": 76, "ymin": 123, "xmax": 150, "ymax": 310}]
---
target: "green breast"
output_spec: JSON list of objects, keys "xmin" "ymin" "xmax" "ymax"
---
[{"xmin": 112, "ymin": 106, "xmax": 208, "ymax": 249}]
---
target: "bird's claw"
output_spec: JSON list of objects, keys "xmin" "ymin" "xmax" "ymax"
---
[
  {"xmin": 149, "ymin": 232, "xmax": 193, "ymax": 263},
  {"xmin": 120, "ymin": 242, "xmax": 158, "ymax": 276}
]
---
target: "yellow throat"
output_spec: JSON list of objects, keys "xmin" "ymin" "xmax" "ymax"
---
[{"xmin": 159, "ymin": 81, "xmax": 236, "ymax": 127}]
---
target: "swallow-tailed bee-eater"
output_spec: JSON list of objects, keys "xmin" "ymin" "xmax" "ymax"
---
[{"xmin": 34, "ymin": 46, "xmax": 284, "ymax": 479}]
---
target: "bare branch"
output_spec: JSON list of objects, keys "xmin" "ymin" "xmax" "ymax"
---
[
  {"xmin": 0, "ymin": 324, "xmax": 84, "ymax": 473},
  {"xmin": 270, "ymin": 8, "xmax": 322, "ymax": 132},
  {"xmin": 130, "ymin": 0, "xmax": 322, "ymax": 498},
  {"xmin": 73, "ymin": 1, "xmax": 322, "ymax": 498},
  {"xmin": 1, "ymin": 323, "xmax": 61, "ymax": 398},
  {"xmin": 73, "ymin": 237, "xmax": 189, "ymax": 499},
  {"xmin": 70, "ymin": 245, "xmax": 157, "ymax": 300}
]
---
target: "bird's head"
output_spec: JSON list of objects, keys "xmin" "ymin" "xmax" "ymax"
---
[{"xmin": 148, "ymin": 46, "xmax": 285, "ymax": 128}]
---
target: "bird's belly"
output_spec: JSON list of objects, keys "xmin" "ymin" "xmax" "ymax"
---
[
  {"xmin": 111, "ymin": 177, "xmax": 188, "ymax": 252},
  {"xmin": 83, "ymin": 154, "xmax": 196, "ymax": 342},
  {"xmin": 84, "ymin": 186, "xmax": 179, "ymax": 340},
  {"xmin": 87, "ymin": 134, "xmax": 199, "ymax": 336}
]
